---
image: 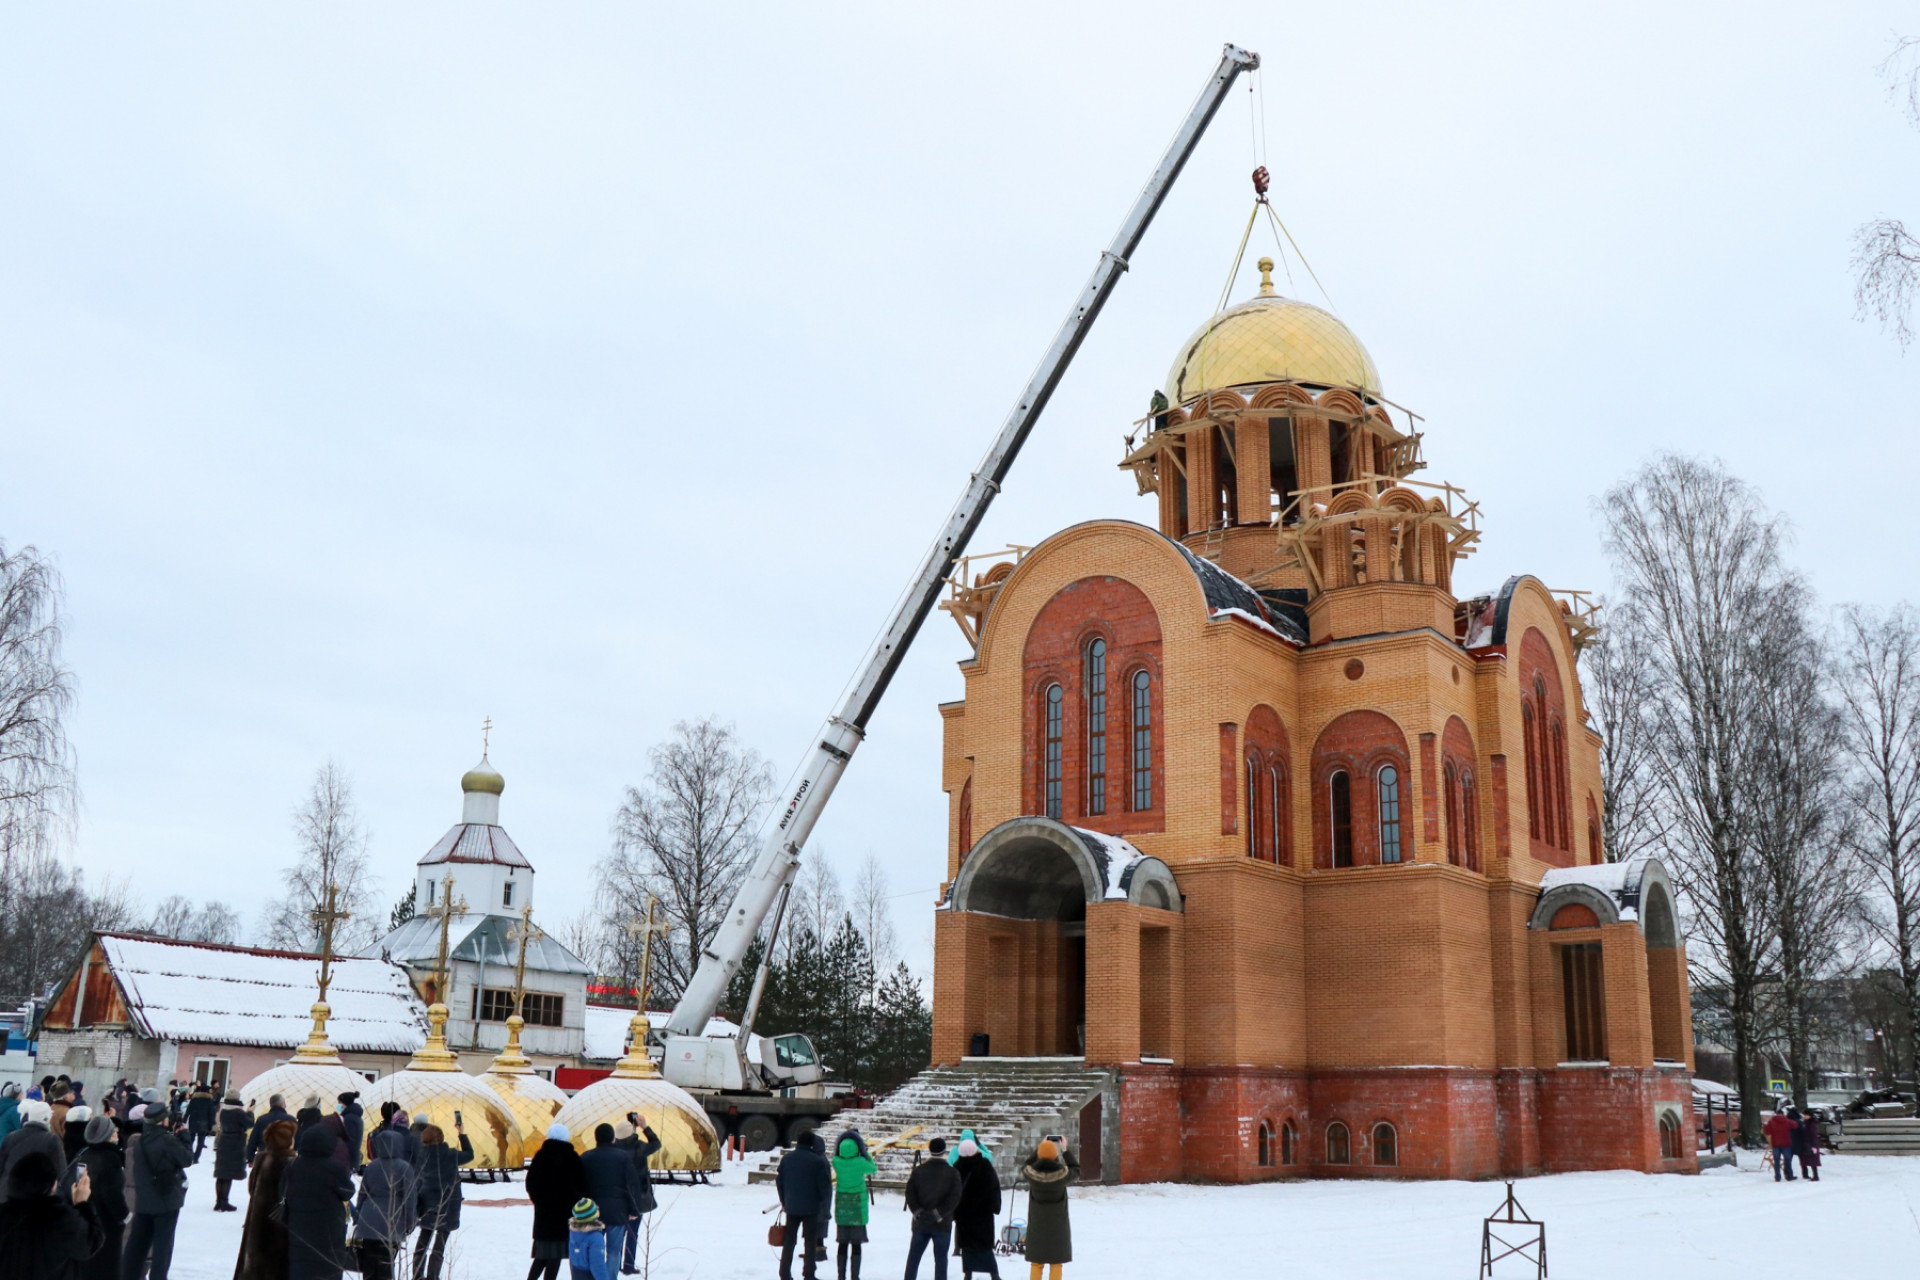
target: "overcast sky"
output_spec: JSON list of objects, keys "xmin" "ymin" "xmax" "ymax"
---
[{"xmin": 4, "ymin": 2, "xmax": 1918, "ymax": 977}]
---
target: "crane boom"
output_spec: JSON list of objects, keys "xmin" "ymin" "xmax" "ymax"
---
[{"xmin": 664, "ymin": 42, "xmax": 1260, "ymax": 1041}]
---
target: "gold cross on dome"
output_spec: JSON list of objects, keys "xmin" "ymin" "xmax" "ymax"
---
[
  {"xmin": 481, "ymin": 716, "xmax": 492, "ymax": 755},
  {"xmin": 625, "ymin": 896, "xmax": 673, "ymax": 1014},
  {"xmin": 423, "ymin": 873, "xmax": 469, "ymax": 1007},
  {"xmin": 505, "ymin": 902, "xmax": 545, "ymax": 1016},
  {"xmin": 309, "ymin": 883, "xmax": 351, "ymax": 1004}
]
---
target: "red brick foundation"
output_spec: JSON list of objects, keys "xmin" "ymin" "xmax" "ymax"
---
[{"xmin": 1110, "ymin": 1063, "xmax": 1696, "ymax": 1182}]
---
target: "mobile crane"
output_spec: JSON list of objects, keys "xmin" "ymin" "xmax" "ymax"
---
[{"xmin": 657, "ymin": 42, "xmax": 1262, "ymax": 1150}]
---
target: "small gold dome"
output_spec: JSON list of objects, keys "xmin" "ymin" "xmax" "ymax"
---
[
  {"xmin": 461, "ymin": 756, "xmax": 505, "ymax": 796},
  {"xmin": 240, "ymin": 1061, "xmax": 368, "ymax": 1119},
  {"xmin": 360, "ymin": 1069, "xmax": 528, "ymax": 1169},
  {"xmin": 1166, "ymin": 258, "xmax": 1380, "ymax": 403},
  {"xmin": 549, "ymin": 1012, "xmax": 720, "ymax": 1171},
  {"xmin": 480, "ymin": 1068, "xmax": 570, "ymax": 1143}
]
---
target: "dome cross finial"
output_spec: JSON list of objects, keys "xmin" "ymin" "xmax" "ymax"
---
[
  {"xmin": 1257, "ymin": 256, "xmax": 1277, "ymax": 297},
  {"xmin": 482, "ymin": 715, "xmax": 492, "ymax": 757}
]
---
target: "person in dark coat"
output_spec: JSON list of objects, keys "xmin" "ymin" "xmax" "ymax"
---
[
  {"xmin": 1016, "ymin": 1140, "xmax": 1076, "ymax": 1279},
  {"xmin": 337, "ymin": 1093, "xmax": 365, "ymax": 1173},
  {"xmin": 903, "ymin": 1138, "xmax": 962, "ymax": 1280},
  {"xmin": 951, "ymin": 1139, "xmax": 1001, "ymax": 1280},
  {"xmin": 295, "ymin": 1096, "xmax": 325, "ymax": 1138},
  {"xmin": 78, "ymin": 1116, "xmax": 128, "ymax": 1280},
  {"xmin": 526, "ymin": 1124, "xmax": 588, "ymax": 1280},
  {"xmin": 579, "ymin": 1124, "xmax": 641, "ymax": 1275},
  {"xmin": 775, "ymin": 1128, "xmax": 833, "ymax": 1280},
  {"xmin": 124, "ymin": 1103, "xmax": 192, "ymax": 1280},
  {"xmin": 0, "ymin": 1098, "xmax": 66, "ymax": 1193},
  {"xmin": 61, "ymin": 1107, "xmax": 93, "ymax": 1164},
  {"xmin": 185, "ymin": 1085, "xmax": 218, "ymax": 1159},
  {"xmin": 283, "ymin": 1120, "xmax": 354, "ymax": 1280},
  {"xmin": 352, "ymin": 1130, "xmax": 420, "ymax": 1280},
  {"xmin": 234, "ymin": 1119, "xmax": 297, "ymax": 1280},
  {"xmin": 213, "ymin": 1094, "xmax": 252, "ymax": 1211},
  {"xmin": 612, "ymin": 1119, "xmax": 662, "ymax": 1275},
  {"xmin": 411, "ymin": 1122, "xmax": 475, "ymax": 1280},
  {"xmin": 1790, "ymin": 1108, "xmax": 1822, "ymax": 1181},
  {"xmin": 246, "ymin": 1095, "xmax": 293, "ymax": 1166},
  {"xmin": 0, "ymin": 1150, "xmax": 101, "ymax": 1280}
]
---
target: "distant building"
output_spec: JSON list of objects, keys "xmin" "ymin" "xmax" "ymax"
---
[
  {"xmin": 366, "ymin": 754, "xmax": 590, "ymax": 1076},
  {"xmin": 36, "ymin": 932, "xmax": 426, "ymax": 1098}
]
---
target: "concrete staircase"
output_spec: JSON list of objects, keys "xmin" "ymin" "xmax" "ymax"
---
[
  {"xmin": 752, "ymin": 1057, "xmax": 1114, "ymax": 1188},
  {"xmin": 1832, "ymin": 1118, "xmax": 1920, "ymax": 1155}
]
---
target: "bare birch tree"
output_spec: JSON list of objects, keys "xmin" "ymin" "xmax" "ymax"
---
[
  {"xmin": 1580, "ymin": 603, "xmax": 1667, "ymax": 863},
  {"xmin": 1600, "ymin": 455, "xmax": 1789, "ymax": 1142},
  {"xmin": 0, "ymin": 541, "xmax": 76, "ymax": 864},
  {"xmin": 1746, "ymin": 598, "xmax": 1856, "ymax": 1108},
  {"xmin": 258, "ymin": 763, "xmax": 380, "ymax": 954},
  {"xmin": 785, "ymin": 846, "xmax": 845, "ymax": 962},
  {"xmin": 852, "ymin": 852, "xmax": 900, "ymax": 975},
  {"xmin": 600, "ymin": 718, "xmax": 774, "ymax": 1004},
  {"xmin": 1836, "ymin": 604, "xmax": 1920, "ymax": 1086},
  {"xmin": 1854, "ymin": 36, "xmax": 1920, "ymax": 348}
]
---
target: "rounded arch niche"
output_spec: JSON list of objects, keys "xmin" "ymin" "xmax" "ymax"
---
[{"xmin": 948, "ymin": 816, "xmax": 1180, "ymax": 920}]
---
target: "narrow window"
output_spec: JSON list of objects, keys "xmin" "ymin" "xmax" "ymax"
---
[
  {"xmin": 1560, "ymin": 942, "xmax": 1608, "ymax": 1062},
  {"xmin": 1257, "ymin": 1121, "xmax": 1273, "ymax": 1167},
  {"xmin": 1131, "ymin": 670, "xmax": 1153, "ymax": 811},
  {"xmin": 1269, "ymin": 417, "xmax": 1298, "ymax": 522},
  {"xmin": 1659, "ymin": 1112, "xmax": 1682, "ymax": 1160},
  {"xmin": 1554, "ymin": 720, "xmax": 1573, "ymax": 850},
  {"xmin": 1280, "ymin": 1121, "xmax": 1295, "ymax": 1166},
  {"xmin": 1372, "ymin": 1123, "xmax": 1397, "ymax": 1167},
  {"xmin": 1331, "ymin": 771, "xmax": 1353, "ymax": 867},
  {"xmin": 502, "ymin": 881, "xmax": 514, "ymax": 908},
  {"xmin": 1590, "ymin": 818, "xmax": 1602, "ymax": 865},
  {"xmin": 1378, "ymin": 765, "xmax": 1402, "ymax": 863},
  {"xmin": 426, "ymin": 879, "xmax": 435, "ymax": 906},
  {"xmin": 1044, "ymin": 683, "xmax": 1064, "ymax": 820},
  {"xmin": 1246, "ymin": 752, "xmax": 1260, "ymax": 858},
  {"xmin": 1462, "ymin": 770, "xmax": 1479, "ymax": 871},
  {"xmin": 1329, "ymin": 423, "xmax": 1352, "ymax": 487},
  {"xmin": 1326, "ymin": 1121, "xmax": 1351, "ymax": 1165},
  {"xmin": 1086, "ymin": 640, "xmax": 1107, "ymax": 816},
  {"xmin": 1523, "ymin": 702, "xmax": 1541, "ymax": 840},
  {"xmin": 1444, "ymin": 762, "xmax": 1461, "ymax": 865},
  {"xmin": 1268, "ymin": 763, "xmax": 1284, "ymax": 864}
]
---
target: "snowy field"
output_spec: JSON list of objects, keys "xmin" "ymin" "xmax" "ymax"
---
[{"xmin": 164, "ymin": 1154, "xmax": 1920, "ymax": 1280}]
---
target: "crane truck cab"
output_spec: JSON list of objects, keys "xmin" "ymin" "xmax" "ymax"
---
[{"xmin": 661, "ymin": 1030, "xmax": 824, "ymax": 1092}]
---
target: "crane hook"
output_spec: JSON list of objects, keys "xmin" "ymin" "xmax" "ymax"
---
[{"xmin": 1251, "ymin": 165, "xmax": 1270, "ymax": 200}]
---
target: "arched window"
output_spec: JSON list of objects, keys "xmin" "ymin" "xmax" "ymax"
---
[
  {"xmin": 1330, "ymin": 771, "xmax": 1353, "ymax": 868},
  {"xmin": 1257, "ymin": 1121, "xmax": 1274, "ymax": 1167},
  {"xmin": 958, "ymin": 778, "xmax": 973, "ymax": 856},
  {"xmin": 1269, "ymin": 762, "xmax": 1286, "ymax": 865},
  {"xmin": 1523, "ymin": 700, "xmax": 1541, "ymax": 840},
  {"xmin": 1462, "ymin": 770, "xmax": 1479, "ymax": 872},
  {"xmin": 1085, "ymin": 640, "xmax": 1107, "ymax": 816},
  {"xmin": 1130, "ymin": 670, "xmax": 1152, "ymax": 811},
  {"xmin": 1280, "ymin": 1120, "xmax": 1295, "ymax": 1166},
  {"xmin": 1658, "ymin": 1111, "xmax": 1681, "ymax": 1160},
  {"xmin": 1043, "ymin": 683, "xmax": 1064, "ymax": 820},
  {"xmin": 1372, "ymin": 1122, "xmax": 1397, "ymax": 1167},
  {"xmin": 1326, "ymin": 1121, "xmax": 1351, "ymax": 1165},
  {"xmin": 1378, "ymin": 765, "xmax": 1402, "ymax": 863},
  {"xmin": 1245, "ymin": 751, "xmax": 1261, "ymax": 859}
]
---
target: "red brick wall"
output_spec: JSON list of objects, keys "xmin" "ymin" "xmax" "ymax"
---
[
  {"xmin": 1537, "ymin": 1066, "xmax": 1697, "ymax": 1173},
  {"xmin": 1118, "ymin": 1064, "xmax": 1183, "ymax": 1182}
]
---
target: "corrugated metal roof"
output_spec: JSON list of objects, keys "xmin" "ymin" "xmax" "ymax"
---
[
  {"xmin": 370, "ymin": 914, "xmax": 592, "ymax": 976},
  {"xmin": 95, "ymin": 932, "xmax": 428, "ymax": 1054},
  {"xmin": 418, "ymin": 822, "xmax": 531, "ymax": 869}
]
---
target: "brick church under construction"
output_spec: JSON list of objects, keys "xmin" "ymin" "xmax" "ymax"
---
[{"xmin": 928, "ymin": 257, "xmax": 1697, "ymax": 1182}]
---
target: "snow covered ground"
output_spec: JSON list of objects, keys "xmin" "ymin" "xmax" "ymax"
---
[{"xmin": 164, "ymin": 1154, "xmax": 1920, "ymax": 1280}]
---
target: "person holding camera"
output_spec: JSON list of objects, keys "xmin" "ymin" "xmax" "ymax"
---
[
  {"xmin": 1016, "ymin": 1139, "xmax": 1077, "ymax": 1280},
  {"xmin": 0, "ymin": 1150, "xmax": 100, "ymax": 1279},
  {"xmin": 613, "ymin": 1113, "xmax": 661, "ymax": 1276}
]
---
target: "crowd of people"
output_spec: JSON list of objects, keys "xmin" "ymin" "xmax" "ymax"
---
[
  {"xmin": 775, "ymin": 1126, "xmax": 1077, "ymax": 1280},
  {"xmin": 0, "ymin": 1074, "xmax": 666, "ymax": 1280}
]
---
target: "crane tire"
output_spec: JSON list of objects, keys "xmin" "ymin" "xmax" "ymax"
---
[{"xmin": 739, "ymin": 1114, "xmax": 780, "ymax": 1152}]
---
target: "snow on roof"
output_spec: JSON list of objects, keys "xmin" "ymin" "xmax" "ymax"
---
[
  {"xmin": 582, "ymin": 1004, "xmax": 740, "ymax": 1061},
  {"xmin": 1693, "ymin": 1077, "xmax": 1737, "ymax": 1096},
  {"xmin": 419, "ymin": 821, "xmax": 532, "ymax": 869},
  {"xmin": 1538, "ymin": 857, "xmax": 1652, "ymax": 922},
  {"xmin": 1171, "ymin": 541, "xmax": 1307, "ymax": 645},
  {"xmin": 97, "ymin": 932, "xmax": 427, "ymax": 1053},
  {"xmin": 1071, "ymin": 827, "xmax": 1150, "ymax": 900}
]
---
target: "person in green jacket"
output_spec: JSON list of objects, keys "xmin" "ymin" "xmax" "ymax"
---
[{"xmin": 830, "ymin": 1130, "xmax": 877, "ymax": 1280}]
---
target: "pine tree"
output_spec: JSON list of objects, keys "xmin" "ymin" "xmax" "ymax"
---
[
  {"xmin": 389, "ymin": 883, "xmax": 417, "ymax": 932},
  {"xmin": 872, "ymin": 962, "xmax": 932, "ymax": 1091}
]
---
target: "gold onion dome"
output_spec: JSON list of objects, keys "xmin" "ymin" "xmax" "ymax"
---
[
  {"xmin": 239, "ymin": 1000, "xmax": 370, "ymax": 1119},
  {"xmin": 478, "ymin": 1013, "xmax": 571, "ymax": 1143},
  {"xmin": 360, "ymin": 1003, "xmax": 528, "ymax": 1169},
  {"xmin": 461, "ymin": 756, "xmax": 505, "ymax": 797},
  {"xmin": 551, "ymin": 1012, "xmax": 720, "ymax": 1171},
  {"xmin": 1165, "ymin": 257, "xmax": 1381, "ymax": 404}
]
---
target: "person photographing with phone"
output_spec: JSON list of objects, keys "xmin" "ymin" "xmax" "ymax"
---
[
  {"xmin": 412, "ymin": 1115, "xmax": 475, "ymax": 1280},
  {"xmin": 612, "ymin": 1113, "xmax": 662, "ymax": 1275},
  {"xmin": 0, "ymin": 1149, "xmax": 100, "ymax": 1279}
]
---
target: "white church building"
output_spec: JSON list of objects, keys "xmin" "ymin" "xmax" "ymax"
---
[{"xmin": 366, "ymin": 754, "xmax": 591, "ymax": 1076}]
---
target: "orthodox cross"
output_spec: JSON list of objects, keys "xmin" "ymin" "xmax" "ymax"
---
[
  {"xmin": 309, "ymin": 883, "xmax": 351, "ymax": 1005},
  {"xmin": 423, "ymin": 872, "xmax": 469, "ymax": 1007},
  {"xmin": 626, "ymin": 896, "xmax": 673, "ymax": 1014},
  {"xmin": 481, "ymin": 716, "xmax": 492, "ymax": 755},
  {"xmin": 505, "ymin": 902, "xmax": 545, "ymax": 1020}
]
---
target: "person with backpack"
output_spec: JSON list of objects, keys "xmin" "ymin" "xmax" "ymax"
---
[
  {"xmin": 123, "ymin": 1102, "xmax": 192, "ymax": 1280},
  {"xmin": 830, "ymin": 1130, "xmax": 877, "ymax": 1280}
]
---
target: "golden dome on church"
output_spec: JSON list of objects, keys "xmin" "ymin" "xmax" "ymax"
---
[
  {"xmin": 1165, "ymin": 258, "xmax": 1381, "ymax": 404},
  {"xmin": 359, "ymin": 1004, "xmax": 529, "ymax": 1168},
  {"xmin": 549, "ymin": 1012, "xmax": 720, "ymax": 1171},
  {"xmin": 461, "ymin": 756, "xmax": 505, "ymax": 796}
]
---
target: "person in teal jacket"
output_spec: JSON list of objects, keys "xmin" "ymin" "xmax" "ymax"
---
[
  {"xmin": 830, "ymin": 1131, "xmax": 877, "ymax": 1280},
  {"xmin": 0, "ymin": 1084, "xmax": 21, "ymax": 1139},
  {"xmin": 945, "ymin": 1129, "xmax": 991, "ymax": 1166}
]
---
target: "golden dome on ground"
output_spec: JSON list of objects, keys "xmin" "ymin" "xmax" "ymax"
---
[
  {"xmin": 478, "ymin": 1013, "xmax": 570, "ymax": 1144},
  {"xmin": 359, "ymin": 1004, "xmax": 528, "ymax": 1169},
  {"xmin": 239, "ymin": 1001, "xmax": 371, "ymax": 1119},
  {"xmin": 550, "ymin": 1012, "xmax": 720, "ymax": 1171},
  {"xmin": 1166, "ymin": 258, "xmax": 1380, "ymax": 403}
]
